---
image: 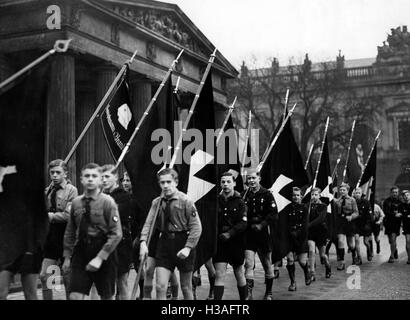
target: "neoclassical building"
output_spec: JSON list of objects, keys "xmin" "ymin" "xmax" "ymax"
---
[
  {"xmin": 234, "ymin": 26, "xmax": 410, "ymax": 198},
  {"xmin": 0, "ymin": 0, "xmax": 238, "ymax": 186}
]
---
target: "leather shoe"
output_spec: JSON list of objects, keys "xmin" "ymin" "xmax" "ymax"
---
[{"xmin": 288, "ymin": 282, "xmax": 297, "ymax": 291}]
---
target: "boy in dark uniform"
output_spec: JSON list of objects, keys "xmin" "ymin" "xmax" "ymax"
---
[
  {"xmin": 285, "ymin": 187, "xmax": 310, "ymax": 291},
  {"xmin": 399, "ymin": 190, "xmax": 410, "ymax": 264},
  {"xmin": 333, "ymin": 183, "xmax": 359, "ymax": 270},
  {"xmin": 62, "ymin": 163, "xmax": 122, "ymax": 300},
  {"xmin": 102, "ymin": 164, "xmax": 138, "ymax": 300},
  {"xmin": 243, "ymin": 169, "xmax": 276, "ymax": 300},
  {"xmin": 213, "ymin": 172, "xmax": 248, "ymax": 300},
  {"xmin": 383, "ymin": 186, "xmax": 402, "ymax": 263},
  {"xmin": 353, "ymin": 187, "xmax": 373, "ymax": 263},
  {"xmin": 139, "ymin": 168, "xmax": 201, "ymax": 300},
  {"xmin": 40, "ymin": 159, "xmax": 78, "ymax": 300},
  {"xmin": 307, "ymin": 188, "xmax": 331, "ymax": 280}
]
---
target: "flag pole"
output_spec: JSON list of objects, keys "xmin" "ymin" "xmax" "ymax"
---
[
  {"xmin": 216, "ymin": 96, "xmax": 237, "ymax": 146},
  {"xmin": 331, "ymin": 156, "xmax": 341, "ymax": 181},
  {"xmin": 0, "ymin": 39, "xmax": 72, "ymax": 94},
  {"xmin": 174, "ymin": 76, "xmax": 181, "ymax": 94},
  {"xmin": 169, "ymin": 48, "xmax": 218, "ymax": 169},
  {"xmin": 241, "ymin": 110, "xmax": 252, "ymax": 177},
  {"xmin": 64, "ymin": 48, "xmax": 139, "ymax": 163},
  {"xmin": 356, "ymin": 130, "xmax": 381, "ymax": 188},
  {"xmin": 307, "ymin": 117, "xmax": 330, "ymax": 215},
  {"xmin": 130, "ymin": 198, "xmax": 163, "ymax": 300},
  {"xmin": 114, "ymin": 49, "xmax": 184, "ymax": 169},
  {"xmin": 304, "ymin": 144, "xmax": 314, "ymax": 170},
  {"xmin": 256, "ymin": 103, "xmax": 297, "ymax": 173},
  {"xmin": 312, "ymin": 117, "xmax": 330, "ymax": 190},
  {"xmin": 342, "ymin": 119, "xmax": 356, "ymax": 182},
  {"xmin": 282, "ymin": 88, "xmax": 289, "ymax": 122}
]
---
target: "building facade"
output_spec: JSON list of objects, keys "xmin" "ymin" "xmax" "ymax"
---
[
  {"xmin": 233, "ymin": 26, "xmax": 410, "ymax": 199},
  {"xmin": 0, "ymin": 0, "xmax": 238, "ymax": 185}
]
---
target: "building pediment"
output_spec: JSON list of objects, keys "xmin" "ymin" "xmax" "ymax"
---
[
  {"xmin": 386, "ymin": 101, "xmax": 410, "ymax": 116},
  {"xmin": 93, "ymin": 0, "xmax": 237, "ymax": 77}
]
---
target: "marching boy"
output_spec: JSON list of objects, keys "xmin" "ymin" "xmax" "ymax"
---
[{"xmin": 62, "ymin": 163, "xmax": 122, "ymax": 300}]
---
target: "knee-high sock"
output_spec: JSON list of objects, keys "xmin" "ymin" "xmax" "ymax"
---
[
  {"xmin": 300, "ymin": 262, "xmax": 309, "ymax": 279},
  {"xmin": 337, "ymin": 248, "xmax": 345, "ymax": 261},
  {"xmin": 286, "ymin": 264, "xmax": 295, "ymax": 283},
  {"xmin": 138, "ymin": 279, "xmax": 144, "ymax": 299},
  {"xmin": 208, "ymin": 275, "xmax": 215, "ymax": 296},
  {"xmin": 237, "ymin": 285, "xmax": 247, "ymax": 300},
  {"xmin": 213, "ymin": 285, "xmax": 224, "ymax": 300},
  {"xmin": 143, "ymin": 285, "xmax": 153, "ymax": 299},
  {"xmin": 265, "ymin": 277, "xmax": 273, "ymax": 295}
]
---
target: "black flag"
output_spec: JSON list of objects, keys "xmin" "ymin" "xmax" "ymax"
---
[
  {"xmin": 124, "ymin": 75, "xmax": 177, "ymax": 215},
  {"xmin": 316, "ymin": 137, "xmax": 334, "ymax": 210},
  {"xmin": 101, "ymin": 65, "xmax": 136, "ymax": 161},
  {"xmin": 217, "ymin": 114, "xmax": 244, "ymax": 192},
  {"xmin": 0, "ymin": 65, "xmax": 49, "ymax": 270},
  {"xmin": 260, "ymin": 118, "xmax": 309, "ymax": 263},
  {"xmin": 178, "ymin": 70, "xmax": 218, "ymax": 270},
  {"xmin": 358, "ymin": 141, "xmax": 377, "ymax": 208}
]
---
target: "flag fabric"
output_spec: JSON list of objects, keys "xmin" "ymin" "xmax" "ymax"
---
[
  {"xmin": 101, "ymin": 65, "xmax": 136, "ymax": 161},
  {"xmin": 124, "ymin": 75, "xmax": 177, "ymax": 216},
  {"xmin": 358, "ymin": 141, "xmax": 377, "ymax": 209},
  {"xmin": 315, "ymin": 137, "xmax": 334, "ymax": 211},
  {"xmin": 259, "ymin": 118, "xmax": 309, "ymax": 263},
  {"xmin": 217, "ymin": 114, "xmax": 244, "ymax": 193},
  {"xmin": 0, "ymin": 65, "xmax": 49, "ymax": 270},
  {"xmin": 346, "ymin": 124, "xmax": 372, "ymax": 189},
  {"xmin": 178, "ymin": 69, "xmax": 219, "ymax": 270}
]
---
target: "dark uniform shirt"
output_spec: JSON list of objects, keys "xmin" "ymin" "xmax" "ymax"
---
[
  {"xmin": 108, "ymin": 188, "xmax": 138, "ymax": 243},
  {"xmin": 243, "ymin": 186, "xmax": 276, "ymax": 229},
  {"xmin": 399, "ymin": 202, "xmax": 410, "ymax": 233},
  {"xmin": 308, "ymin": 201, "xmax": 327, "ymax": 230},
  {"xmin": 383, "ymin": 197, "xmax": 402, "ymax": 221},
  {"xmin": 287, "ymin": 202, "xmax": 309, "ymax": 238},
  {"xmin": 218, "ymin": 191, "xmax": 247, "ymax": 237},
  {"xmin": 356, "ymin": 198, "xmax": 373, "ymax": 226}
]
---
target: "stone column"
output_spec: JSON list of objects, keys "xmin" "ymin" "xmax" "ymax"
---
[
  {"xmin": 130, "ymin": 77, "xmax": 152, "ymax": 121},
  {"xmin": 95, "ymin": 64, "xmax": 118, "ymax": 165},
  {"xmin": 76, "ymin": 90, "xmax": 95, "ymax": 187},
  {"xmin": 46, "ymin": 54, "xmax": 76, "ymax": 185}
]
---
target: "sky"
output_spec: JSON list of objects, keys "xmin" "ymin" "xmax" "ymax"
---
[{"xmin": 164, "ymin": 0, "xmax": 410, "ymax": 69}]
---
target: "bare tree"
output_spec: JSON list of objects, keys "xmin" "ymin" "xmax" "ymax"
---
[{"xmin": 228, "ymin": 53, "xmax": 383, "ymax": 162}]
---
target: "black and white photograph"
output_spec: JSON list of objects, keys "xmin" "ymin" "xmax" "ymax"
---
[{"xmin": 1, "ymin": 0, "xmax": 410, "ymax": 307}]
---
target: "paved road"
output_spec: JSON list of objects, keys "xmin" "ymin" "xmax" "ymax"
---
[{"xmin": 7, "ymin": 231, "xmax": 410, "ymax": 300}]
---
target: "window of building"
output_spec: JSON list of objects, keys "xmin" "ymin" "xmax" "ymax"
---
[{"xmin": 398, "ymin": 117, "xmax": 410, "ymax": 150}]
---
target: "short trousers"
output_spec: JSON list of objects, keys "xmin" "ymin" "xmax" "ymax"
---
[
  {"xmin": 213, "ymin": 236, "xmax": 245, "ymax": 268},
  {"xmin": 69, "ymin": 239, "xmax": 117, "ymax": 299},
  {"xmin": 4, "ymin": 250, "xmax": 42, "ymax": 275},
  {"xmin": 155, "ymin": 232, "xmax": 195, "ymax": 273},
  {"xmin": 43, "ymin": 223, "xmax": 67, "ymax": 261},
  {"xmin": 245, "ymin": 227, "xmax": 272, "ymax": 253}
]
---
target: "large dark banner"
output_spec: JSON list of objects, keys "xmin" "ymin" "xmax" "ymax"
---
[
  {"xmin": 260, "ymin": 119, "xmax": 309, "ymax": 263},
  {"xmin": 101, "ymin": 66, "xmax": 136, "ymax": 161},
  {"xmin": 124, "ymin": 75, "xmax": 177, "ymax": 216},
  {"xmin": 0, "ymin": 65, "xmax": 49, "ymax": 269},
  {"xmin": 178, "ymin": 70, "xmax": 219, "ymax": 270}
]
